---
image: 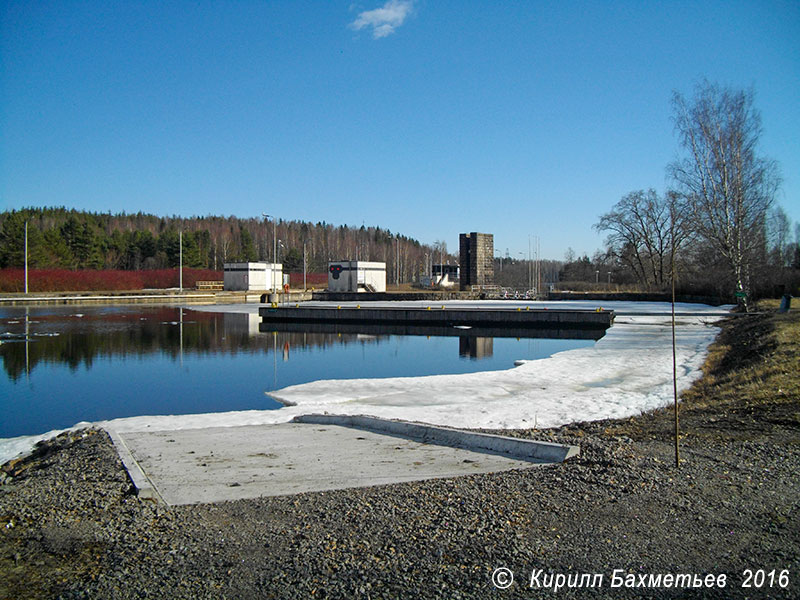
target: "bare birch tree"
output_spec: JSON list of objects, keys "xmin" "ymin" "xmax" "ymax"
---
[{"xmin": 669, "ymin": 81, "xmax": 781, "ymax": 309}]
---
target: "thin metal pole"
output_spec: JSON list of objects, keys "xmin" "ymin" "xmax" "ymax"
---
[
  {"xmin": 262, "ymin": 213, "xmax": 277, "ymax": 294},
  {"xmin": 24, "ymin": 221, "xmax": 29, "ymax": 294},
  {"xmin": 672, "ymin": 269, "xmax": 680, "ymax": 466},
  {"xmin": 671, "ymin": 209, "xmax": 680, "ymax": 467},
  {"xmin": 179, "ymin": 230, "xmax": 183, "ymax": 292},
  {"xmin": 277, "ymin": 240, "xmax": 283, "ymax": 297},
  {"xmin": 528, "ymin": 236, "xmax": 532, "ymax": 290},
  {"xmin": 538, "ymin": 237, "xmax": 541, "ymax": 295}
]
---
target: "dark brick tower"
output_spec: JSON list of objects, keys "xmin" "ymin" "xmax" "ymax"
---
[{"xmin": 459, "ymin": 232, "xmax": 494, "ymax": 290}]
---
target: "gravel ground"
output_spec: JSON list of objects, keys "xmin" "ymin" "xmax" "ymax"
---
[{"xmin": 2, "ymin": 317, "xmax": 799, "ymax": 599}]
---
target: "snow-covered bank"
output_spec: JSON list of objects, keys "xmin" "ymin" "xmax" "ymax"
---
[
  {"xmin": 267, "ymin": 312, "xmax": 724, "ymax": 429},
  {"xmin": 0, "ymin": 301, "xmax": 731, "ymax": 464}
]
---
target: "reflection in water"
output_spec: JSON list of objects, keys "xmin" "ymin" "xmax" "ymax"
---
[
  {"xmin": 1, "ymin": 308, "xmax": 604, "ymax": 380},
  {"xmin": 459, "ymin": 336, "xmax": 493, "ymax": 359},
  {"xmin": 1, "ymin": 306, "xmax": 597, "ymax": 438},
  {"xmin": 1, "ymin": 308, "xmax": 391, "ymax": 381}
]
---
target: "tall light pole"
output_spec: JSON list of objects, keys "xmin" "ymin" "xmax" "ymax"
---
[{"xmin": 262, "ymin": 213, "xmax": 277, "ymax": 293}]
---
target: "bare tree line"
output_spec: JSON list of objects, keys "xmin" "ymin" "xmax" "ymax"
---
[{"xmin": 594, "ymin": 81, "xmax": 797, "ymax": 308}]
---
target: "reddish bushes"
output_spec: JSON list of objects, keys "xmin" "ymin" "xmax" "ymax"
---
[
  {"xmin": 288, "ymin": 272, "xmax": 328, "ymax": 288},
  {"xmin": 0, "ymin": 269, "xmax": 222, "ymax": 293}
]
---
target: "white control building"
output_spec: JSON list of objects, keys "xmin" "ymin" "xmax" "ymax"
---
[
  {"xmin": 223, "ymin": 262, "xmax": 283, "ymax": 291},
  {"xmin": 328, "ymin": 261, "xmax": 386, "ymax": 293}
]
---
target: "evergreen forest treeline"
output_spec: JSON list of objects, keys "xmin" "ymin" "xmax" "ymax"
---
[{"xmin": 0, "ymin": 207, "xmax": 453, "ymax": 283}]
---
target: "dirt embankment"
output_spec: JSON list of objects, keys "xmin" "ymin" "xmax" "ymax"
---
[{"xmin": 1, "ymin": 305, "xmax": 798, "ymax": 599}]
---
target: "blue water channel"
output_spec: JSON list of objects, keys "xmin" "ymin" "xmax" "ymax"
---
[{"xmin": 1, "ymin": 305, "xmax": 596, "ymax": 438}]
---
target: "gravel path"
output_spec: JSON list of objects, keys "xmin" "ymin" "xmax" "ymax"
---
[
  {"xmin": 2, "ymin": 412, "xmax": 797, "ymax": 599},
  {"xmin": 2, "ymin": 314, "xmax": 799, "ymax": 599}
]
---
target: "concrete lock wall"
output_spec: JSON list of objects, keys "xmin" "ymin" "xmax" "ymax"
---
[
  {"xmin": 328, "ymin": 261, "xmax": 387, "ymax": 293},
  {"xmin": 224, "ymin": 262, "xmax": 283, "ymax": 291}
]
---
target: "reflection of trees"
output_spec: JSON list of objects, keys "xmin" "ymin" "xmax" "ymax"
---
[{"xmin": 1, "ymin": 308, "xmax": 383, "ymax": 381}]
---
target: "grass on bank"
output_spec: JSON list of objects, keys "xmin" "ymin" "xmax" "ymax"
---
[
  {"xmin": 606, "ymin": 298, "xmax": 800, "ymax": 441},
  {"xmin": 682, "ymin": 299, "xmax": 799, "ymax": 411}
]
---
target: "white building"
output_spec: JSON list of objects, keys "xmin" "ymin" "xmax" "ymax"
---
[
  {"xmin": 328, "ymin": 261, "xmax": 386, "ymax": 293},
  {"xmin": 223, "ymin": 262, "xmax": 283, "ymax": 291},
  {"xmin": 433, "ymin": 264, "xmax": 459, "ymax": 289}
]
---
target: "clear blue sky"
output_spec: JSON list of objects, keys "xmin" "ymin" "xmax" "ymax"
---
[{"xmin": 2, "ymin": 1, "xmax": 798, "ymax": 260}]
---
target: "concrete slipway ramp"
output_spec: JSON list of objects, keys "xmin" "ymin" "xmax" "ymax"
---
[{"xmin": 108, "ymin": 415, "xmax": 578, "ymax": 506}]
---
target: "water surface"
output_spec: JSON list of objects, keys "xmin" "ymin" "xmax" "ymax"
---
[{"xmin": 1, "ymin": 305, "xmax": 595, "ymax": 438}]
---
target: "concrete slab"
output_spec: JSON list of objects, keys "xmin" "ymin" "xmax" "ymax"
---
[
  {"xmin": 106, "ymin": 429, "xmax": 164, "ymax": 503},
  {"xmin": 112, "ymin": 419, "xmax": 576, "ymax": 505},
  {"xmin": 293, "ymin": 414, "xmax": 579, "ymax": 462}
]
